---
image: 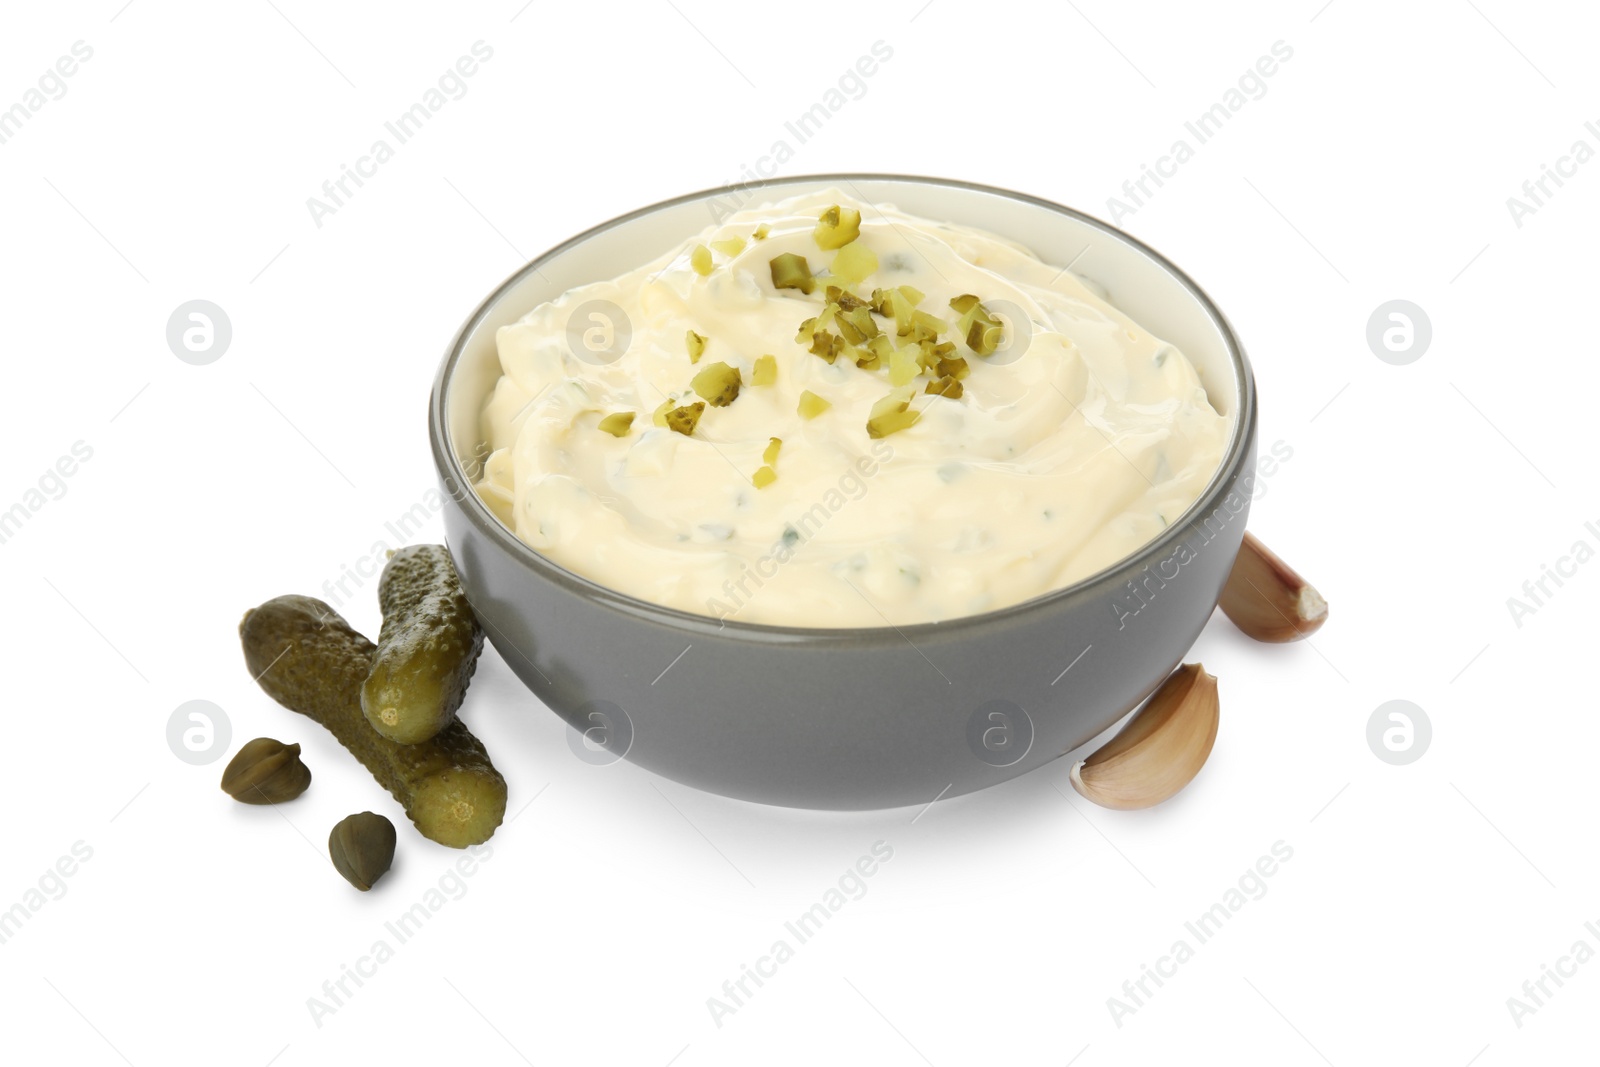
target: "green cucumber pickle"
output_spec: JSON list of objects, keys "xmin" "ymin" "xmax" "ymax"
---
[
  {"xmin": 361, "ymin": 545, "xmax": 485, "ymax": 745},
  {"xmin": 240, "ymin": 595, "xmax": 505, "ymax": 848}
]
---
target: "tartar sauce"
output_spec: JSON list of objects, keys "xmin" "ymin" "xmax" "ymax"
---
[{"xmin": 474, "ymin": 190, "xmax": 1229, "ymax": 626}]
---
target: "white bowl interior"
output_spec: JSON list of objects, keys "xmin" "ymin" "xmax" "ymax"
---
[{"xmin": 444, "ymin": 177, "xmax": 1242, "ymax": 484}]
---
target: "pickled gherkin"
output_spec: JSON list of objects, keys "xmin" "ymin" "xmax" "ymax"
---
[
  {"xmin": 691, "ymin": 361, "xmax": 743, "ymax": 407},
  {"xmin": 813, "ymin": 204, "xmax": 862, "ymax": 250},
  {"xmin": 362, "ymin": 545, "xmax": 485, "ymax": 745},
  {"xmin": 830, "ymin": 241, "xmax": 877, "ymax": 285},
  {"xmin": 798, "ymin": 390, "xmax": 831, "ymax": 419},
  {"xmin": 769, "ymin": 253, "xmax": 816, "ymax": 294},
  {"xmin": 598, "ymin": 411, "xmax": 635, "ymax": 437},
  {"xmin": 666, "ymin": 401, "xmax": 705, "ymax": 436},
  {"xmin": 240, "ymin": 595, "xmax": 506, "ymax": 848}
]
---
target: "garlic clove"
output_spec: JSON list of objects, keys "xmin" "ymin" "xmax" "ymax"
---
[
  {"xmin": 1070, "ymin": 663, "xmax": 1219, "ymax": 810},
  {"xmin": 1219, "ymin": 532, "xmax": 1327, "ymax": 643}
]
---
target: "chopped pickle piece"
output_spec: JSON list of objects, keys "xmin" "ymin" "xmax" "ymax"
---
[
  {"xmin": 751, "ymin": 354, "xmax": 777, "ymax": 385},
  {"xmin": 966, "ymin": 316, "xmax": 1003, "ymax": 356},
  {"xmin": 690, "ymin": 244, "xmax": 713, "ymax": 276},
  {"xmin": 889, "ymin": 288, "xmax": 917, "ymax": 335},
  {"xmin": 665, "ymin": 401, "xmax": 705, "ymax": 436},
  {"xmin": 853, "ymin": 348, "xmax": 882, "ymax": 371},
  {"xmin": 867, "ymin": 409, "xmax": 921, "ymax": 438},
  {"xmin": 686, "ymin": 329, "xmax": 707, "ymax": 363},
  {"xmin": 909, "ymin": 310, "xmax": 947, "ymax": 343},
  {"xmin": 813, "ymin": 204, "xmax": 863, "ymax": 250},
  {"xmin": 844, "ymin": 306, "xmax": 880, "ymax": 340},
  {"xmin": 867, "ymin": 394, "xmax": 921, "ymax": 439},
  {"xmin": 798, "ymin": 391, "xmax": 831, "ymax": 419},
  {"xmin": 825, "ymin": 285, "xmax": 868, "ymax": 311},
  {"xmin": 874, "ymin": 284, "xmax": 924, "ymax": 319},
  {"xmin": 835, "ymin": 310, "xmax": 866, "ymax": 346},
  {"xmin": 752, "ymin": 223, "xmax": 770, "ymax": 241},
  {"xmin": 869, "ymin": 391, "xmax": 912, "ymax": 420},
  {"xmin": 830, "ymin": 241, "xmax": 878, "ymax": 285},
  {"xmin": 598, "ymin": 411, "xmax": 636, "ymax": 437},
  {"xmin": 752, "ymin": 465, "xmax": 777, "ymax": 489},
  {"xmin": 952, "ymin": 295, "xmax": 1005, "ymax": 356},
  {"xmin": 936, "ymin": 355, "xmax": 971, "ymax": 380},
  {"xmin": 763, "ymin": 437, "xmax": 782, "ymax": 465},
  {"xmin": 796, "ymin": 317, "xmax": 817, "ymax": 346},
  {"xmin": 770, "ymin": 252, "xmax": 816, "ymax": 294},
  {"xmin": 867, "ymin": 335, "xmax": 894, "ymax": 362},
  {"xmin": 691, "ymin": 361, "xmax": 743, "ymax": 406},
  {"xmin": 889, "ymin": 345, "xmax": 921, "ymax": 387},
  {"xmin": 711, "ymin": 237, "xmax": 746, "ymax": 257},
  {"xmin": 809, "ymin": 330, "xmax": 844, "ymax": 364},
  {"xmin": 926, "ymin": 376, "xmax": 964, "ymax": 399},
  {"xmin": 652, "ymin": 397, "xmax": 675, "ymax": 426}
]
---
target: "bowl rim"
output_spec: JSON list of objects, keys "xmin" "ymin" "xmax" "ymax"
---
[{"xmin": 429, "ymin": 172, "xmax": 1258, "ymax": 640}]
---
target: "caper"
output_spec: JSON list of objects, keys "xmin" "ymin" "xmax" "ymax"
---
[
  {"xmin": 220, "ymin": 737, "xmax": 311, "ymax": 805},
  {"xmin": 328, "ymin": 811, "xmax": 396, "ymax": 892}
]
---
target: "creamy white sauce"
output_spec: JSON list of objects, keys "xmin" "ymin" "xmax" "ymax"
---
[{"xmin": 474, "ymin": 190, "xmax": 1229, "ymax": 627}]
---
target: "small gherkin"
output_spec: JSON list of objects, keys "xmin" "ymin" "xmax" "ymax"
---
[
  {"xmin": 361, "ymin": 545, "xmax": 485, "ymax": 746},
  {"xmin": 239, "ymin": 594, "xmax": 507, "ymax": 848}
]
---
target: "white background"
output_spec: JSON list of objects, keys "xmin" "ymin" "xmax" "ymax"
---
[{"xmin": 1, "ymin": 1, "xmax": 1594, "ymax": 1064}]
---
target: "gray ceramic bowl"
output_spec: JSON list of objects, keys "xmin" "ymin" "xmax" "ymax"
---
[{"xmin": 430, "ymin": 174, "xmax": 1257, "ymax": 811}]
